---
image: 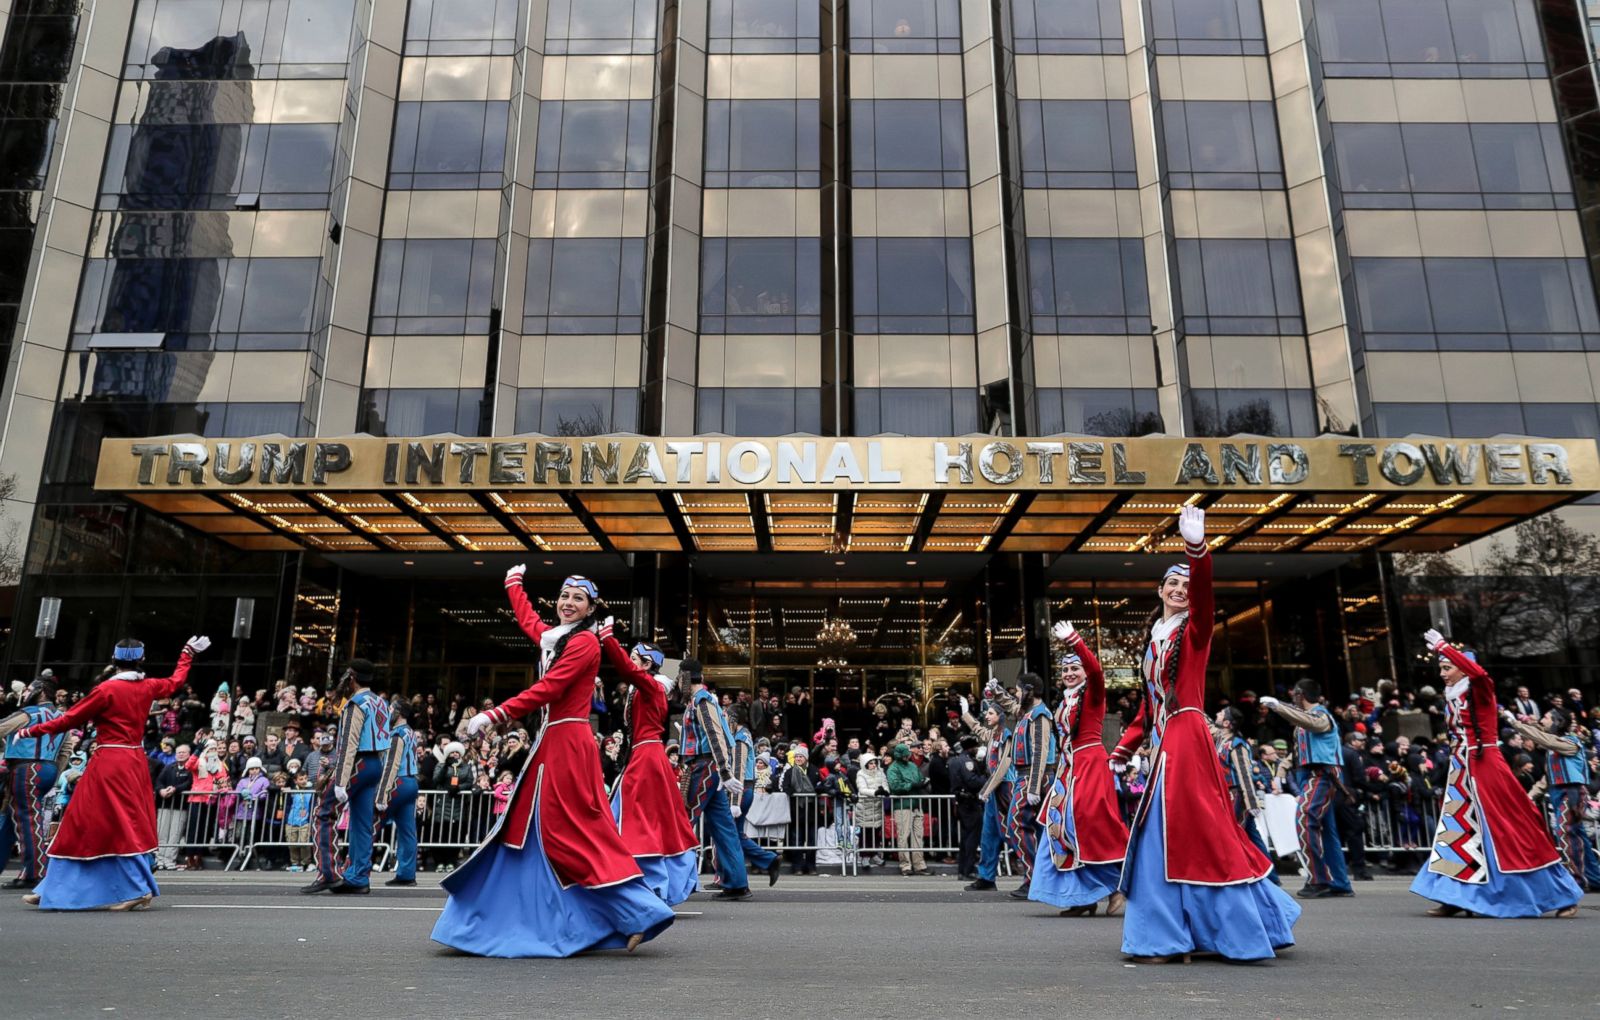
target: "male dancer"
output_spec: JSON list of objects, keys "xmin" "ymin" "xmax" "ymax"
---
[
  {"xmin": 1503, "ymin": 707, "xmax": 1600, "ymax": 891},
  {"xmin": 375, "ymin": 696, "xmax": 420, "ymax": 887},
  {"xmin": 961, "ymin": 680, "xmax": 1016, "ymax": 892},
  {"xmin": 1213, "ymin": 706, "xmax": 1278, "ymax": 883},
  {"xmin": 304, "ymin": 659, "xmax": 390, "ymax": 894},
  {"xmin": 680, "ymin": 659, "xmax": 753, "ymax": 900},
  {"xmin": 0, "ymin": 674, "xmax": 64, "ymax": 888},
  {"xmin": 1262, "ymin": 680, "xmax": 1352, "ymax": 899},
  {"xmin": 732, "ymin": 706, "xmax": 781, "ymax": 885},
  {"xmin": 1010, "ymin": 674, "xmax": 1056, "ymax": 900}
]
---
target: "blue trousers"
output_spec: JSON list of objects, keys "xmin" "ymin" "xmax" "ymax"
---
[
  {"xmin": 977, "ymin": 780, "xmax": 1012, "ymax": 881},
  {"xmin": 738, "ymin": 786, "xmax": 777, "ymax": 870},
  {"xmin": 1549, "ymin": 784, "xmax": 1600, "ymax": 890},
  {"xmin": 312, "ymin": 780, "xmax": 342, "ymax": 882},
  {"xmin": 687, "ymin": 759, "xmax": 749, "ymax": 891},
  {"xmin": 381, "ymin": 776, "xmax": 420, "ymax": 882},
  {"xmin": 9, "ymin": 762, "xmax": 57, "ymax": 881},
  {"xmin": 340, "ymin": 755, "xmax": 383, "ymax": 887},
  {"xmin": 1297, "ymin": 770, "xmax": 1350, "ymax": 892}
]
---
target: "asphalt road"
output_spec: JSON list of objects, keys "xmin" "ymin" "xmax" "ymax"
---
[{"xmin": 0, "ymin": 873, "xmax": 1594, "ymax": 1019}]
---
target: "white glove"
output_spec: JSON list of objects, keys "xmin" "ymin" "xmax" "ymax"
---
[
  {"xmin": 185, "ymin": 636, "xmax": 212, "ymax": 655},
  {"xmin": 984, "ymin": 678, "xmax": 1002, "ymax": 695},
  {"xmin": 730, "ymin": 801, "xmax": 743, "ymax": 819},
  {"xmin": 723, "ymin": 777, "xmax": 745, "ymax": 799},
  {"xmin": 598, "ymin": 616, "xmax": 614, "ymax": 642},
  {"xmin": 505, "ymin": 564, "xmax": 526, "ymax": 587},
  {"xmin": 978, "ymin": 789, "xmax": 991, "ymax": 803},
  {"xmin": 1026, "ymin": 793, "xmax": 1041, "ymax": 807},
  {"xmin": 958, "ymin": 695, "xmax": 970, "ymax": 716},
  {"xmin": 334, "ymin": 785, "xmax": 348, "ymax": 804},
  {"xmin": 1110, "ymin": 760, "xmax": 1128, "ymax": 775},
  {"xmin": 467, "ymin": 712, "xmax": 494, "ymax": 737},
  {"xmin": 1249, "ymin": 807, "xmax": 1264, "ymax": 820},
  {"xmin": 10, "ymin": 680, "xmax": 24, "ymax": 694},
  {"xmin": 1051, "ymin": 620, "xmax": 1076, "ymax": 642},
  {"xmin": 1422, "ymin": 628, "xmax": 1446, "ymax": 650},
  {"xmin": 1178, "ymin": 505, "xmax": 1206, "ymax": 546},
  {"xmin": 1259, "ymin": 696, "xmax": 1280, "ymax": 708}
]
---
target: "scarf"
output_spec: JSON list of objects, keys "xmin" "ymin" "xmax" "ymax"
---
[{"xmin": 538, "ymin": 619, "xmax": 586, "ymax": 674}]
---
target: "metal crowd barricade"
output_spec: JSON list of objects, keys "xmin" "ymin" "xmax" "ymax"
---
[{"xmin": 152, "ymin": 789, "xmax": 247, "ymax": 870}]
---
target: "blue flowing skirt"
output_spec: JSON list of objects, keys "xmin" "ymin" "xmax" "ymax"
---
[
  {"xmin": 637, "ymin": 850, "xmax": 701, "ymax": 907},
  {"xmin": 431, "ymin": 800, "xmax": 674, "ymax": 958},
  {"xmin": 1027, "ymin": 796, "xmax": 1121, "ymax": 908},
  {"xmin": 35, "ymin": 855, "xmax": 158, "ymax": 911},
  {"xmin": 1410, "ymin": 810, "xmax": 1583, "ymax": 918},
  {"xmin": 1121, "ymin": 776, "xmax": 1301, "ymax": 960}
]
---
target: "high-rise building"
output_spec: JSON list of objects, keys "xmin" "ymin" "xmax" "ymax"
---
[{"xmin": 0, "ymin": 0, "xmax": 1597, "ymax": 718}]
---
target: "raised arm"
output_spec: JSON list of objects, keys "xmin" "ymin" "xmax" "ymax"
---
[
  {"xmin": 1068, "ymin": 630, "xmax": 1106, "ymax": 718},
  {"xmin": 1180, "ymin": 507, "xmax": 1213, "ymax": 658},
  {"xmin": 480, "ymin": 631, "xmax": 601, "ymax": 726},
  {"xmin": 1502, "ymin": 713, "xmax": 1575, "ymax": 756},
  {"xmin": 504, "ymin": 565, "xmax": 550, "ymax": 643},
  {"xmin": 147, "ymin": 638, "xmax": 208, "ymax": 699},
  {"xmin": 1425, "ymin": 630, "xmax": 1490, "ymax": 683},
  {"xmin": 1262, "ymin": 699, "xmax": 1333, "ymax": 733},
  {"xmin": 600, "ymin": 630, "xmax": 655, "ymax": 688}
]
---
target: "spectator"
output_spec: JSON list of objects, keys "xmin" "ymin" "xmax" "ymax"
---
[
  {"xmin": 153, "ymin": 744, "xmax": 193, "ymax": 871},
  {"xmin": 185, "ymin": 741, "xmax": 229, "ymax": 870},
  {"xmin": 432, "ymin": 741, "xmax": 477, "ymax": 862},
  {"xmin": 779, "ymin": 744, "xmax": 817, "ymax": 875},
  {"xmin": 853, "ymin": 753, "xmax": 888, "ymax": 867},
  {"xmin": 233, "ymin": 757, "xmax": 270, "ymax": 855},
  {"xmin": 886, "ymin": 742, "xmax": 930, "ymax": 876},
  {"xmin": 285, "ymin": 771, "xmax": 315, "ymax": 872},
  {"xmin": 258, "ymin": 732, "xmax": 288, "ymax": 774}
]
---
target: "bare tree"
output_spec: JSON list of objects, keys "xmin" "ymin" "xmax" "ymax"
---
[
  {"xmin": 0, "ymin": 473, "xmax": 21, "ymax": 587},
  {"xmin": 1477, "ymin": 514, "xmax": 1600, "ymax": 663}
]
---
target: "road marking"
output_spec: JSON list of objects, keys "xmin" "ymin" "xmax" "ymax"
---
[{"xmin": 171, "ymin": 904, "xmax": 704, "ymax": 917}]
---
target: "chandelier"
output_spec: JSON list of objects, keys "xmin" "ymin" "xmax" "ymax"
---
[{"xmin": 816, "ymin": 616, "xmax": 857, "ymax": 667}]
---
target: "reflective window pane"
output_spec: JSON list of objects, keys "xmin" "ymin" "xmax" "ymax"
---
[
  {"xmin": 389, "ymin": 101, "xmax": 509, "ymax": 189},
  {"xmin": 1150, "ymin": 0, "xmax": 1265, "ymax": 55},
  {"xmin": 1026, "ymin": 238, "xmax": 1150, "ymax": 334},
  {"xmin": 373, "ymin": 239, "xmax": 496, "ymax": 334},
  {"xmin": 1011, "ymin": 0, "xmax": 1124, "ymax": 54},
  {"xmin": 708, "ymin": 0, "xmax": 820, "ymax": 53},
  {"xmin": 1162, "ymin": 101, "xmax": 1283, "ymax": 189},
  {"xmin": 851, "ymin": 100, "xmax": 967, "ymax": 188},
  {"xmin": 1175, "ymin": 239, "xmax": 1302, "ymax": 335},
  {"xmin": 1018, "ymin": 100, "xmax": 1135, "ymax": 188},
  {"xmin": 524, "ymin": 238, "xmax": 646, "ymax": 335},
  {"xmin": 700, "ymin": 238, "xmax": 822, "ymax": 334},
  {"xmin": 533, "ymin": 101, "xmax": 653, "ymax": 188},
  {"xmin": 705, "ymin": 99, "xmax": 820, "ymax": 188},
  {"xmin": 852, "ymin": 238, "xmax": 975, "ymax": 334},
  {"xmin": 546, "ymin": 0, "xmax": 658, "ymax": 55},
  {"xmin": 848, "ymin": 0, "xmax": 962, "ymax": 54}
]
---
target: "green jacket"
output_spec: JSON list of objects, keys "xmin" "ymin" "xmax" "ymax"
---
[{"xmin": 885, "ymin": 758, "xmax": 928, "ymax": 809}]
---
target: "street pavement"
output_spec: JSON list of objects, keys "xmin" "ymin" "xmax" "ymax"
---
[{"xmin": 0, "ymin": 872, "xmax": 1594, "ymax": 1019}]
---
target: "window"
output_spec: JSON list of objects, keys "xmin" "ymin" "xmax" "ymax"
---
[
  {"xmin": 533, "ymin": 101, "xmax": 653, "ymax": 189},
  {"xmin": 1334, "ymin": 122, "xmax": 1573, "ymax": 209},
  {"xmin": 1026, "ymin": 239, "xmax": 1150, "ymax": 335},
  {"xmin": 855, "ymin": 388, "xmax": 981, "ymax": 435},
  {"xmin": 545, "ymin": 0, "xmax": 658, "ymax": 55},
  {"xmin": 103, "ymin": 122, "xmax": 338, "ymax": 210},
  {"xmin": 853, "ymin": 238, "xmax": 975, "ymax": 334},
  {"xmin": 372, "ymin": 239, "xmax": 496, "ymax": 335},
  {"xmin": 697, "ymin": 388, "xmax": 822, "ymax": 434},
  {"xmin": 1447, "ymin": 403, "xmax": 1526, "ymax": 436},
  {"xmin": 389, "ymin": 101, "xmax": 509, "ymax": 189},
  {"xmin": 848, "ymin": 0, "xmax": 961, "ymax": 54},
  {"xmin": 1522, "ymin": 403, "xmax": 1600, "ymax": 438},
  {"xmin": 361, "ymin": 389, "xmax": 482, "ymax": 436},
  {"xmin": 708, "ymin": 0, "xmax": 820, "ymax": 54},
  {"xmin": 1011, "ymin": 0, "xmax": 1123, "ymax": 54},
  {"xmin": 1037, "ymin": 388, "xmax": 1163, "ymax": 436},
  {"xmin": 126, "ymin": 0, "xmax": 356, "ymax": 79},
  {"xmin": 705, "ymin": 100, "xmax": 820, "ymax": 188},
  {"xmin": 701, "ymin": 238, "xmax": 821, "ymax": 334},
  {"xmin": 1314, "ymin": 0, "xmax": 1545, "ymax": 79},
  {"xmin": 1373, "ymin": 402, "xmax": 1451, "ymax": 436},
  {"xmin": 1354, "ymin": 257, "xmax": 1600, "ymax": 350},
  {"xmin": 514, "ymin": 388, "xmax": 640, "ymax": 435},
  {"xmin": 0, "ymin": 118, "xmax": 57, "ymax": 190},
  {"xmin": 1188, "ymin": 389, "xmax": 1317, "ymax": 438},
  {"xmin": 405, "ymin": 0, "xmax": 518, "ymax": 55},
  {"xmin": 524, "ymin": 238, "xmax": 646, "ymax": 335},
  {"xmin": 1161, "ymin": 101, "xmax": 1283, "ymax": 189},
  {"xmin": 80, "ymin": 256, "xmax": 319, "ymax": 347},
  {"xmin": 1017, "ymin": 100, "xmax": 1135, "ymax": 188},
  {"xmin": 1149, "ymin": 0, "xmax": 1265, "ymax": 55},
  {"xmin": 851, "ymin": 100, "xmax": 966, "ymax": 188},
  {"xmin": 1175, "ymin": 239, "xmax": 1302, "ymax": 336}
]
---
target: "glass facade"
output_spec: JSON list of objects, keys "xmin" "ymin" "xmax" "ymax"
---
[{"xmin": 0, "ymin": 0, "xmax": 1597, "ymax": 702}]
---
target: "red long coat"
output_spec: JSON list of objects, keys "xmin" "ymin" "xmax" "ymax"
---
[
  {"xmin": 464, "ymin": 578, "xmax": 643, "ymax": 889},
  {"xmin": 1435, "ymin": 644, "xmax": 1561, "ymax": 873},
  {"xmin": 22, "ymin": 652, "xmax": 194, "ymax": 859},
  {"xmin": 1112, "ymin": 546, "xmax": 1274, "ymax": 885},
  {"xmin": 601, "ymin": 634, "xmax": 699, "ymax": 858},
  {"xmin": 1044, "ymin": 633, "xmax": 1128, "ymax": 866}
]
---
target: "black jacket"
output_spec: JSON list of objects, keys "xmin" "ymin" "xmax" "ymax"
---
[
  {"xmin": 948, "ymin": 751, "xmax": 986, "ymax": 803},
  {"xmin": 154, "ymin": 761, "xmax": 193, "ymax": 807}
]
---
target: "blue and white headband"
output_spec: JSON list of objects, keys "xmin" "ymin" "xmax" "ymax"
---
[
  {"xmin": 1163, "ymin": 563, "xmax": 1190, "ymax": 581},
  {"xmin": 1061, "ymin": 653, "xmax": 1083, "ymax": 668},
  {"xmin": 561, "ymin": 575, "xmax": 599, "ymax": 600},
  {"xmin": 632, "ymin": 643, "xmax": 665, "ymax": 669},
  {"xmin": 113, "ymin": 642, "xmax": 145, "ymax": 662}
]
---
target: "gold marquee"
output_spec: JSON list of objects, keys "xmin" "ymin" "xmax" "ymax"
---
[{"xmin": 94, "ymin": 435, "xmax": 1600, "ymax": 557}]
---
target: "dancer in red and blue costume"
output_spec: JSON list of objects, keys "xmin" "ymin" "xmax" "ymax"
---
[
  {"xmin": 0, "ymin": 675, "xmax": 65, "ymax": 889},
  {"xmin": 1411, "ymin": 631, "xmax": 1582, "ymax": 919},
  {"xmin": 597, "ymin": 621, "xmax": 703, "ymax": 905},
  {"xmin": 1262, "ymin": 681, "xmax": 1352, "ymax": 899},
  {"xmin": 12, "ymin": 635, "xmax": 210, "ymax": 911},
  {"xmin": 431, "ymin": 568, "xmax": 673, "ymax": 957},
  {"xmin": 375, "ymin": 696, "xmax": 420, "ymax": 887},
  {"xmin": 303, "ymin": 659, "xmax": 389, "ymax": 894},
  {"xmin": 1029, "ymin": 620, "xmax": 1128, "ymax": 917},
  {"xmin": 1109, "ymin": 507, "xmax": 1300, "ymax": 962},
  {"xmin": 682, "ymin": 659, "xmax": 761, "ymax": 899}
]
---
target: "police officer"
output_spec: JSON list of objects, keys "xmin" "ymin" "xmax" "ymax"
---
[
  {"xmin": 376, "ymin": 696, "xmax": 420, "ymax": 888},
  {"xmin": 0, "ymin": 674, "xmax": 64, "ymax": 888},
  {"xmin": 947, "ymin": 735, "xmax": 986, "ymax": 881}
]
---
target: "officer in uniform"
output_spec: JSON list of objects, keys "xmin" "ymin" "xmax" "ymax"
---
[
  {"xmin": 304, "ymin": 659, "xmax": 390, "ymax": 894},
  {"xmin": 680, "ymin": 659, "xmax": 751, "ymax": 900},
  {"xmin": 376, "ymin": 696, "xmax": 420, "ymax": 887},
  {"xmin": 947, "ymin": 735, "xmax": 986, "ymax": 881},
  {"xmin": 732, "ymin": 707, "xmax": 780, "ymax": 886},
  {"xmin": 0, "ymin": 675, "xmax": 65, "ymax": 888},
  {"xmin": 1263, "ymin": 679, "xmax": 1352, "ymax": 899},
  {"xmin": 1010, "ymin": 673, "xmax": 1057, "ymax": 899}
]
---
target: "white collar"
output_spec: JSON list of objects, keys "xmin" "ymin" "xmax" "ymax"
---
[
  {"xmin": 112, "ymin": 670, "xmax": 145, "ymax": 681},
  {"xmin": 1151, "ymin": 613, "xmax": 1187, "ymax": 643},
  {"xmin": 1446, "ymin": 678, "xmax": 1470, "ymax": 701}
]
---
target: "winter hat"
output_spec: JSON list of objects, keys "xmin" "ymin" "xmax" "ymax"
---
[
  {"xmin": 445, "ymin": 741, "xmax": 465, "ymax": 757},
  {"xmin": 245, "ymin": 757, "xmax": 263, "ymax": 771}
]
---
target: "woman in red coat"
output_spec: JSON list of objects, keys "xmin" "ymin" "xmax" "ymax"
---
[
  {"xmin": 1410, "ymin": 631, "xmax": 1581, "ymax": 918},
  {"xmin": 1108, "ymin": 507, "xmax": 1299, "ymax": 962},
  {"xmin": 599, "ymin": 623, "xmax": 700, "ymax": 905},
  {"xmin": 16, "ymin": 635, "xmax": 209, "ymax": 910},
  {"xmin": 1028, "ymin": 619, "xmax": 1129, "ymax": 917},
  {"xmin": 430, "ymin": 569, "xmax": 674, "ymax": 957}
]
